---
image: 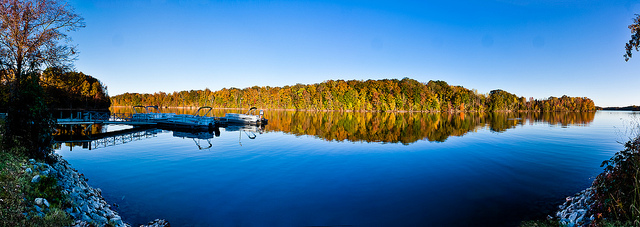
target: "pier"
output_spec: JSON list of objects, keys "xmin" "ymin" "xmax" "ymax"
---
[
  {"xmin": 54, "ymin": 108, "xmax": 266, "ymax": 131},
  {"xmin": 56, "ymin": 111, "xmax": 157, "ymax": 126}
]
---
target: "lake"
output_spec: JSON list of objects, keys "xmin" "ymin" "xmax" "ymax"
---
[{"xmin": 54, "ymin": 110, "xmax": 638, "ymax": 226}]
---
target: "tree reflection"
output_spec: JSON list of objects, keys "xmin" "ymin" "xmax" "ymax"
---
[
  {"xmin": 52, "ymin": 124, "xmax": 105, "ymax": 149},
  {"xmin": 65, "ymin": 108, "xmax": 595, "ymax": 146},
  {"xmin": 263, "ymin": 111, "xmax": 596, "ymax": 144}
]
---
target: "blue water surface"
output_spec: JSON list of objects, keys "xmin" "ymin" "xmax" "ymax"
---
[{"xmin": 55, "ymin": 111, "xmax": 637, "ymax": 226}]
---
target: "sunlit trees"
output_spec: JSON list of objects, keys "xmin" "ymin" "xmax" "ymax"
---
[
  {"xmin": 487, "ymin": 89, "xmax": 519, "ymax": 111},
  {"xmin": 110, "ymin": 78, "xmax": 596, "ymax": 113},
  {"xmin": 0, "ymin": 0, "xmax": 84, "ymax": 81},
  {"xmin": 40, "ymin": 67, "xmax": 110, "ymax": 110}
]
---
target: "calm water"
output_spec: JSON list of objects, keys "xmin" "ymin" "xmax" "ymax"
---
[{"xmin": 54, "ymin": 110, "xmax": 638, "ymax": 226}]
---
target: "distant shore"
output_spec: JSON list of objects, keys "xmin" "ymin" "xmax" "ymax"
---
[{"xmin": 598, "ymin": 106, "xmax": 640, "ymax": 111}]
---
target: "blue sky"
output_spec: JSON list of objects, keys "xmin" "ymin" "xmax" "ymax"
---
[{"xmin": 68, "ymin": 0, "xmax": 640, "ymax": 107}]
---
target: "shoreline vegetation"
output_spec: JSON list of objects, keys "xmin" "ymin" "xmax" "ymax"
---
[
  {"xmin": 111, "ymin": 105, "xmax": 596, "ymax": 113},
  {"xmin": 110, "ymin": 78, "xmax": 596, "ymax": 113}
]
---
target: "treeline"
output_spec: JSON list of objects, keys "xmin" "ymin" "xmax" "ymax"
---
[
  {"xmin": 110, "ymin": 78, "xmax": 595, "ymax": 112},
  {"xmin": 0, "ymin": 67, "xmax": 110, "ymax": 111},
  {"xmin": 601, "ymin": 106, "xmax": 640, "ymax": 111},
  {"xmin": 41, "ymin": 68, "xmax": 110, "ymax": 110}
]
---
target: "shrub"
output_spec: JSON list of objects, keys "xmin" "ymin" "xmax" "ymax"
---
[{"xmin": 590, "ymin": 135, "xmax": 640, "ymax": 225}]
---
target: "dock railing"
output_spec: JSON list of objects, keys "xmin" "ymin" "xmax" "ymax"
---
[
  {"xmin": 56, "ymin": 111, "xmax": 151, "ymax": 126},
  {"xmin": 83, "ymin": 111, "xmax": 110, "ymax": 121},
  {"xmin": 111, "ymin": 113, "xmax": 133, "ymax": 122}
]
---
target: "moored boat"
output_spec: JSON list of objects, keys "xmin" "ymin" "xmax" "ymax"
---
[
  {"xmin": 222, "ymin": 107, "xmax": 268, "ymax": 125},
  {"xmin": 158, "ymin": 107, "xmax": 217, "ymax": 130},
  {"xmin": 131, "ymin": 105, "xmax": 176, "ymax": 122}
]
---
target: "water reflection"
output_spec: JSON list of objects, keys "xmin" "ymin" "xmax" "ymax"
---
[
  {"xmin": 265, "ymin": 111, "xmax": 595, "ymax": 144},
  {"xmin": 53, "ymin": 123, "xmax": 266, "ymax": 150},
  {"xmin": 56, "ymin": 109, "xmax": 595, "ymax": 149},
  {"xmin": 172, "ymin": 130, "xmax": 217, "ymax": 150},
  {"xmin": 52, "ymin": 125, "xmax": 161, "ymax": 150}
]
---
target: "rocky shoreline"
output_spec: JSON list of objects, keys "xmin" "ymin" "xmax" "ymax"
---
[
  {"xmin": 23, "ymin": 154, "xmax": 169, "ymax": 227},
  {"xmin": 554, "ymin": 187, "xmax": 596, "ymax": 227}
]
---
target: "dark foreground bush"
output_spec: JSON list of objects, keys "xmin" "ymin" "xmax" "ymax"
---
[{"xmin": 590, "ymin": 135, "xmax": 640, "ymax": 225}]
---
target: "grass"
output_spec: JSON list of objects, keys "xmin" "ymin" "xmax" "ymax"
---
[
  {"xmin": 0, "ymin": 150, "xmax": 28, "ymax": 225},
  {"xmin": 520, "ymin": 220, "xmax": 564, "ymax": 227},
  {"xmin": 0, "ymin": 146, "xmax": 74, "ymax": 226},
  {"xmin": 597, "ymin": 220, "xmax": 639, "ymax": 227}
]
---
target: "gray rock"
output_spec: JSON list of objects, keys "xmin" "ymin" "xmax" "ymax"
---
[
  {"xmin": 81, "ymin": 213, "xmax": 92, "ymax": 224},
  {"xmin": 92, "ymin": 201, "xmax": 102, "ymax": 210},
  {"xmin": 555, "ymin": 187, "xmax": 595, "ymax": 227},
  {"xmin": 106, "ymin": 210, "xmax": 115, "ymax": 218},
  {"xmin": 31, "ymin": 175, "xmax": 41, "ymax": 183},
  {"xmin": 576, "ymin": 214, "xmax": 584, "ymax": 224},
  {"xmin": 34, "ymin": 198, "xmax": 49, "ymax": 207},
  {"xmin": 90, "ymin": 213, "xmax": 102, "ymax": 222},
  {"xmin": 82, "ymin": 203, "xmax": 90, "ymax": 213},
  {"xmin": 109, "ymin": 216, "xmax": 123, "ymax": 225},
  {"xmin": 141, "ymin": 219, "xmax": 170, "ymax": 227}
]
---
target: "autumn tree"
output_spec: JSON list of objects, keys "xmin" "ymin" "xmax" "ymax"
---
[
  {"xmin": 109, "ymin": 78, "xmax": 595, "ymax": 114},
  {"xmin": 625, "ymin": 14, "xmax": 640, "ymax": 61},
  {"xmin": 0, "ymin": 0, "xmax": 84, "ymax": 159},
  {"xmin": 40, "ymin": 67, "xmax": 110, "ymax": 110}
]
